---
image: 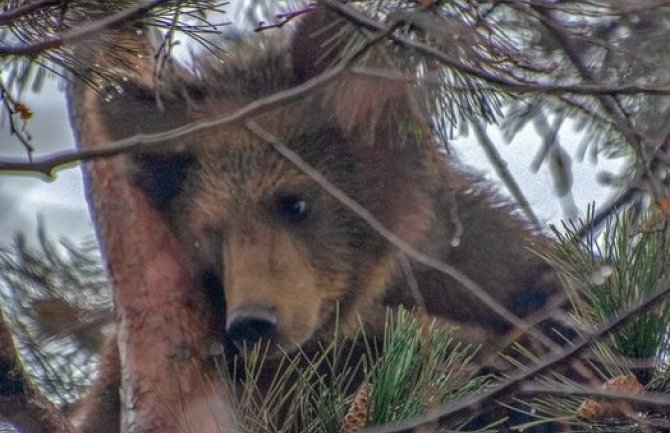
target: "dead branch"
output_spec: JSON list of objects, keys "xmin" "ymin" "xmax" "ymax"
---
[{"xmin": 0, "ymin": 78, "xmax": 35, "ymax": 158}]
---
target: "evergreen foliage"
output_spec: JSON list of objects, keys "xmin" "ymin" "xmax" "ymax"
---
[
  {"xmin": 0, "ymin": 0, "xmax": 228, "ymax": 90},
  {"xmin": 214, "ymin": 309, "xmax": 491, "ymax": 433},
  {"xmin": 0, "ymin": 226, "xmax": 110, "ymax": 406}
]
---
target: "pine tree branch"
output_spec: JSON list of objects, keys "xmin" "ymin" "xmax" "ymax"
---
[
  {"xmin": 529, "ymin": 4, "xmax": 664, "ymax": 208},
  {"xmin": 320, "ymin": 0, "xmax": 670, "ymax": 96},
  {"xmin": 350, "ymin": 66, "xmax": 670, "ymax": 96},
  {"xmin": 572, "ymin": 120, "xmax": 670, "ymax": 241},
  {"xmin": 521, "ymin": 382, "xmax": 670, "ymax": 412},
  {"xmin": 361, "ymin": 281, "xmax": 670, "ymax": 433},
  {"xmin": 0, "ymin": 0, "xmax": 64, "ymax": 26},
  {"xmin": 0, "ymin": 308, "xmax": 77, "ymax": 433},
  {"xmin": 0, "ymin": 0, "xmax": 173, "ymax": 56},
  {"xmin": 3, "ymin": 2, "xmax": 670, "ymax": 180},
  {"xmin": 572, "ymin": 187, "xmax": 639, "ymax": 241}
]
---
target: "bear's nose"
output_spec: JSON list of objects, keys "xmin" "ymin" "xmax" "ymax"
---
[{"xmin": 226, "ymin": 303, "xmax": 277, "ymax": 348}]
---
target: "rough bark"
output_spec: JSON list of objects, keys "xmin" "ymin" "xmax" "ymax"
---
[{"xmin": 67, "ymin": 30, "xmax": 233, "ymax": 433}]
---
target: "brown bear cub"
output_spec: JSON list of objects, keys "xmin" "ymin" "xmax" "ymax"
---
[
  {"xmin": 69, "ymin": 8, "xmax": 569, "ymax": 433},
  {"xmin": 131, "ymin": 15, "xmax": 560, "ymax": 359}
]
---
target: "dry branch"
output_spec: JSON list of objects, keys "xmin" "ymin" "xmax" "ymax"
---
[{"xmin": 471, "ymin": 121, "xmax": 540, "ymax": 228}]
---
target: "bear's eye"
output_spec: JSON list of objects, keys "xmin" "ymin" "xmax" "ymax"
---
[{"xmin": 276, "ymin": 194, "xmax": 310, "ymax": 224}]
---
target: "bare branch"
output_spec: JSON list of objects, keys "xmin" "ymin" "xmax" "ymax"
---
[
  {"xmin": 254, "ymin": 6, "xmax": 314, "ymax": 32},
  {"xmin": 471, "ymin": 121, "xmax": 541, "ymax": 228},
  {"xmin": 572, "ymin": 187, "xmax": 639, "ymax": 241},
  {"xmin": 350, "ymin": 66, "xmax": 670, "ymax": 96},
  {"xmin": 0, "ymin": 78, "xmax": 35, "ymax": 158}
]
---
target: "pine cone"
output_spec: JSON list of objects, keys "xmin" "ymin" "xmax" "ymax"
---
[
  {"xmin": 341, "ymin": 383, "xmax": 373, "ymax": 433},
  {"xmin": 576, "ymin": 374, "xmax": 643, "ymax": 420}
]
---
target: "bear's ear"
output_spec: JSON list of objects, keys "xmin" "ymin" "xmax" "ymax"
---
[
  {"xmin": 291, "ymin": 9, "xmax": 350, "ymax": 82},
  {"xmin": 290, "ymin": 8, "xmax": 428, "ymax": 150}
]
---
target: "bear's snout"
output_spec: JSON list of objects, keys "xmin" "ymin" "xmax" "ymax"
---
[{"xmin": 226, "ymin": 303, "xmax": 277, "ymax": 349}]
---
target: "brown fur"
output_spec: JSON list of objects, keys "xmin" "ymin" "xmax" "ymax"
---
[{"xmin": 68, "ymin": 11, "xmax": 567, "ymax": 432}]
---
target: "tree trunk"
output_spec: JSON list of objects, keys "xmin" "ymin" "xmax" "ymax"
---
[{"xmin": 67, "ymin": 30, "xmax": 234, "ymax": 433}]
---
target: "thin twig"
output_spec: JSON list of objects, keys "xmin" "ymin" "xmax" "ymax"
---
[
  {"xmin": 572, "ymin": 187, "xmax": 638, "ymax": 241},
  {"xmin": 0, "ymin": 78, "xmax": 34, "ymax": 158},
  {"xmin": 397, "ymin": 253, "xmax": 426, "ymax": 316},
  {"xmin": 255, "ymin": 6, "xmax": 315, "ymax": 32},
  {"xmin": 472, "ymin": 121, "xmax": 541, "ymax": 228}
]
